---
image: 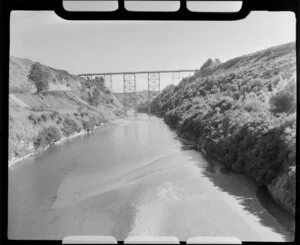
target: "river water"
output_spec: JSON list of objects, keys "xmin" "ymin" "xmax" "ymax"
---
[{"xmin": 8, "ymin": 114, "xmax": 294, "ymax": 241}]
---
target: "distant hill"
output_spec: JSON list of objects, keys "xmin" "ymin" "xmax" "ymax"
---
[
  {"xmin": 150, "ymin": 41, "xmax": 296, "ymax": 214},
  {"xmin": 114, "ymin": 90, "xmax": 159, "ymax": 111}
]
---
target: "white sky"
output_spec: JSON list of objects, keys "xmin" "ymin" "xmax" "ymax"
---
[{"xmin": 10, "ymin": 8, "xmax": 295, "ymax": 92}]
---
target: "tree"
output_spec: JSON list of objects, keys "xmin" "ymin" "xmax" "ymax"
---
[
  {"xmin": 28, "ymin": 62, "xmax": 49, "ymax": 94},
  {"xmin": 269, "ymin": 80, "xmax": 296, "ymax": 114},
  {"xmin": 62, "ymin": 117, "xmax": 82, "ymax": 136},
  {"xmin": 82, "ymin": 117, "xmax": 96, "ymax": 132},
  {"xmin": 88, "ymin": 89, "xmax": 101, "ymax": 106},
  {"xmin": 94, "ymin": 76, "xmax": 105, "ymax": 91},
  {"xmin": 200, "ymin": 58, "xmax": 221, "ymax": 73},
  {"xmin": 214, "ymin": 58, "xmax": 221, "ymax": 65},
  {"xmin": 200, "ymin": 58, "xmax": 214, "ymax": 71}
]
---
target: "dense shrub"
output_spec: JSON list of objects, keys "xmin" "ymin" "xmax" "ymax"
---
[
  {"xmin": 94, "ymin": 76, "xmax": 105, "ymax": 91},
  {"xmin": 150, "ymin": 85, "xmax": 175, "ymax": 116},
  {"xmin": 221, "ymin": 124, "xmax": 288, "ymax": 184},
  {"xmin": 50, "ymin": 111, "xmax": 59, "ymax": 120},
  {"xmin": 150, "ymin": 42, "xmax": 296, "ymax": 213},
  {"xmin": 40, "ymin": 113, "xmax": 49, "ymax": 123},
  {"xmin": 62, "ymin": 117, "xmax": 83, "ymax": 136},
  {"xmin": 168, "ymin": 103, "xmax": 294, "ymax": 186},
  {"xmin": 56, "ymin": 116, "xmax": 63, "ymax": 125},
  {"xmin": 28, "ymin": 114, "xmax": 40, "ymax": 125},
  {"xmin": 34, "ymin": 126, "xmax": 62, "ymax": 149},
  {"xmin": 243, "ymin": 100, "xmax": 263, "ymax": 112},
  {"xmin": 163, "ymin": 94, "xmax": 295, "ymax": 187},
  {"xmin": 82, "ymin": 117, "xmax": 96, "ymax": 132},
  {"xmin": 77, "ymin": 106, "xmax": 89, "ymax": 117},
  {"xmin": 88, "ymin": 89, "xmax": 101, "ymax": 106},
  {"xmin": 243, "ymin": 94, "xmax": 267, "ymax": 113},
  {"xmin": 269, "ymin": 79, "xmax": 296, "ymax": 114},
  {"xmin": 200, "ymin": 58, "xmax": 221, "ymax": 72}
]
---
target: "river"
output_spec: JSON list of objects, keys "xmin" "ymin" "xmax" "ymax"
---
[{"xmin": 8, "ymin": 114, "xmax": 295, "ymax": 241}]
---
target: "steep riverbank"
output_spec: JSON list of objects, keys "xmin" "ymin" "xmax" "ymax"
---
[
  {"xmin": 9, "ymin": 122, "xmax": 107, "ymax": 167},
  {"xmin": 9, "ymin": 117, "xmax": 135, "ymax": 167},
  {"xmin": 9, "ymin": 56, "xmax": 125, "ymax": 163},
  {"xmin": 150, "ymin": 42, "xmax": 296, "ymax": 215},
  {"xmin": 176, "ymin": 131, "xmax": 295, "ymax": 216}
]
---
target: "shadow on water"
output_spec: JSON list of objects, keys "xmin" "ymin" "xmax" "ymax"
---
[
  {"xmin": 174, "ymin": 136, "xmax": 198, "ymax": 151},
  {"xmin": 255, "ymin": 185, "xmax": 295, "ymax": 233},
  {"xmin": 180, "ymin": 148, "xmax": 295, "ymax": 241}
]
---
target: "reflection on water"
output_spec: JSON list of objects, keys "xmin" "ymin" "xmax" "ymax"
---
[{"xmin": 8, "ymin": 114, "xmax": 294, "ymax": 241}]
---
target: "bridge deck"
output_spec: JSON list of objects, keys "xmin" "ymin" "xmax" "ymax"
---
[{"xmin": 78, "ymin": 69, "xmax": 198, "ymax": 76}]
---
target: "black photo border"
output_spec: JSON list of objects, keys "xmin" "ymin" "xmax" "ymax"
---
[{"xmin": 0, "ymin": 0, "xmax": 299, "ymax": 245}]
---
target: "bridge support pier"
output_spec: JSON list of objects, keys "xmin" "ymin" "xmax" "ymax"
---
[
  {"xmin": 172, "ymin": 72, "xmax": 181, "ymax": 85},
  {"xmin": 147, "ymin": 72, "xmax": 160, "ymax": 115},
  {"xmin": 104, "ymin": 74, "xmax": 113, "ymax": 91},
  {"xmin": 79, "ymin": 69, "xmax": 197, "ymax": 114},
  {"xmin": 123, "ymin": 73, "xmax": 136, "ymax": 112}
]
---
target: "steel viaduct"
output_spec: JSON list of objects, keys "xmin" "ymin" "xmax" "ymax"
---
[{"xmin": 78, "ymin": 69, "xmax": 198, "ymax": 113}]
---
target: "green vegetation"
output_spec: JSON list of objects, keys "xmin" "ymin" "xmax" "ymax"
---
[
  {"xmin": 80, "ymin": 76, "xmax": 121, "ymax": 108},
  {"xmin": 9, "ymin": 42, "xmax": 296, "ymax": 215},
  {"xmin": 82, "ymin": 117, "xmax": 97, "ymax": 132},
  {"xmin": 88, "ymin": 89, "xmax": 101, "ymax": 106},
  {"xmin": 28, "ymin": 62, "xmax": 50, "ymax": 94},
  {"xmin": 150, "ymin": 85, "xmax": 175, "ymax": 116},
  {"xmin": 34, "ymin": 126, "xmax": 62, "ymax": 149},
  {"xmin": 9, "ymin": 56, "xmax": 125, "ymax": 163},
  {"xmin": 269, "ymin": 78, "xmax": 296, "ymax": 114},
  {"xmin": 150, "ymin": 42, "xmax": 296, "ymax": 214},
  {"xmin": 61, "ymin": 116, "xmax": 83, "ymax": 136},
  {"xmin": 10, "ymin": 107, "xmax": 109, "ymax": 159},
  {"xmin": 199, "ymin": 58, "xmax": 221, "ymax": 74}
]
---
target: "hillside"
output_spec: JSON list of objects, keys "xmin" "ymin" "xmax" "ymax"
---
[
  {"xmin": 150, "ymin": 42, "xmax": 296, "ymax": 214},
  {"xmin": 114, "ymin": 90, "xmax": 159, "ymax": 112},
  {"xmin": 9, "ymin": 56, "xmax": 125, "ymax": 163}
]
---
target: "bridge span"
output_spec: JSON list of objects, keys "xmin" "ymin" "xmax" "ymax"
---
[{"xmin": 78, "ymin": 69, "xmax": 198, "ymax": 113}]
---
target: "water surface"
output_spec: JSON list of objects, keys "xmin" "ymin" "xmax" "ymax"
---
[{"xmin": 8, "ymin": 114, "xmax": 295, "ymax": 241}]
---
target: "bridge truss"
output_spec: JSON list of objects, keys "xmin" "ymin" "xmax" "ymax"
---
[
  {"xmin": 104, "ymin": 74, "xmax": 113, "ymax": 92},
  {"xmin": 123, "ymin": 73, "xmax": 136, "ymax": 110},
  {"xmin": 78, "ymin": 69, "xmax": 197, "ymax": 113},
  {"xmin": 172, "ymin": 72, "xmax": 181, "ymax": 85},
  {"xmin": 147, "ymin": 73, "xmax": 160, "ymax": 114}
]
